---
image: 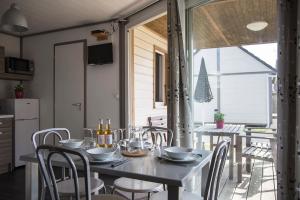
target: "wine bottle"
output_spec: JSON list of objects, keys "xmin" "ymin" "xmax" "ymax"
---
[
  {"xmin": 105, "ymin": 118, "xmax": 113, "ymax": 148},
  {"xmin": 97, "ymin": 119, "xmax": 105, "ymax": 147}
]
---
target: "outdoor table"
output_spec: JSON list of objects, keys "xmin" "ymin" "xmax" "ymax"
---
[
  {"xmin": 20, "ymin": 149, "xmax": 212, "ymax": 200},
  {"xmin": 194, "ymin": 124, "xmax": 245, "ymax": 180}
]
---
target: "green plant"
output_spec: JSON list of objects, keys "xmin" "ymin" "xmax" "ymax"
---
[
  {"xmin": 15, "ymin": 83, "xmax": 24, "ymax": 92},
  {"xmin": 214, "ymin": 112, "xmax": 224, "ymax": 122}
]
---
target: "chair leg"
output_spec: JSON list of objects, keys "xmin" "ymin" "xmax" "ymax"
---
[
  {"xmin": 111, "ymin": 186, "xmax": 115, "ymax": 194},
  {"xmin": 148, "ymin": 192, "xmax": 151, "ymax": 200},
  {"xmin": 131, "ymin": 192, "xmax": 135, "ymax": 200},
  {"xmin": 40, "ymin": 188, "xmax": 45, "ymax": 200},
  {"xmin": 103, "ymin": 186, "xmax": 107, "ymax": 194}
]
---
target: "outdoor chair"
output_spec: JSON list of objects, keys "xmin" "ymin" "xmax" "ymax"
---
[
  {"xmin": 32, "ymin": 128, "xmax": 104, "ymax": 199},
  {"xmin": 36, "ymin": 144, "xmax": 125, "ymax": 200},
  {"xmin": 151, "ymin": 139, "xmax": 231, "ymax": 200},
  {"xmin": 147, "ymin": 115, "xmax": 167, "ymax": 128},
  {"xmin": 236, "ymin": 127, "xmax": 277, "ymax": 183}
]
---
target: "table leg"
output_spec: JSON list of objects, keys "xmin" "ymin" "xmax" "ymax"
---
[
  {"xmin": 93, "ymin": 172, "xmax": 99, "ymax": 195},
  {"xmin": 236, "ymin": 136, "xmax": 242, "ymax": 183},
  {"xmin": 167, "ymin": 185, "xmax": 181, "ymax": 200},
  {"xmin": 246, "ymin": 131, "xmax": 251, "ymax": 173},
  {"xmin": 229, "ymin": 135, "xmax": 234, "ymax": 180},
  {"xmin": 25, "ymin": 162, "xmax": 39, "ymax": 200},
  {"xmin": 201, "ymin": 162, "xmax": 210, "ymax": 196},
  {"xmin": 210, "ymin": 135, "xmax": 213, "ymax": 151}
]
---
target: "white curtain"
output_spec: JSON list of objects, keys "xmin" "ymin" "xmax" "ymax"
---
[{"xmin": 167, "ymin": 0, "xmax": 193, "ymax": 147}]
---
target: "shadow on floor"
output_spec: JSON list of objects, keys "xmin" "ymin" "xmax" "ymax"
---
[{"xmin": 0, "ymin": 167, "xmax": 25, "ymax": 200}]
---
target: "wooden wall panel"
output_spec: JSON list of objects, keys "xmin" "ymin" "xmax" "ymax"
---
[{"xmin": 133, "ymin": 26, "xmax": 167, "ymax": 126}]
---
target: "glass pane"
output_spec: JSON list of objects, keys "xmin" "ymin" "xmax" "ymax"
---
[{"xmin": 188, "ymin": 0, "xmax": 278, "ymax": 198}]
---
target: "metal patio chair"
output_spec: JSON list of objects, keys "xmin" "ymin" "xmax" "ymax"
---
[
  {"xmin": 112, "ymin": 127, "xmax": 173, "ymax": 200},
  {"xmin": 151, "ymin": 140, "xmax": 231, "ymax": 200},
  {"xmin": 32, "ymin": 128, "xmax": 104, "ymax": 199},
  {"xmin": 36, "ymin": 144, "xmax": 125, "ymax": 200}
]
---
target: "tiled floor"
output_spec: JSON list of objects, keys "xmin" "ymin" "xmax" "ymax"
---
[
  {"xmin": 0, "ymin": 160, "xmax": 276, "ymax": 200},
  {"xmin": 218, "ymin": 160, "xmax": 277, "ymax": 200},
  {"xmin": 0, "ymin": 167, "xmax": 25, "ymax": 200}
]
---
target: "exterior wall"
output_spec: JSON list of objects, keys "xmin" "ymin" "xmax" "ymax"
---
[
  {"xmin": 133, "ymin": 26, "xmax": 167, "ymax": 126},
  {"xmin": 193, "ymin": 47, "xmax": 274, "ymax": 125},
  {"xmin": 22, "ymin": 23, "xmax": 120, "ymax": 130},
  {"xmin": 0, "ymin": 33, "xmax": 22, "ymax": 99}
]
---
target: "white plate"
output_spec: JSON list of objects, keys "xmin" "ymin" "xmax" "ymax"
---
[
  {"xmin": 160, "ymin": 154, "xmax": 198, "ymax": 163},
  {"xmin": 86, "ymin": 147, "xmax": 117, "ymax": 160},
  {"xmin": 89, "ymin": 155, "xmax": 122, "ymax": 164},
  {"xmin": 164, "ymin": 147, "xmax": 193, "ymax": 160},
  {"xmin": 59, "ymin": 139, "xmax": 83, "ymax": 149}
]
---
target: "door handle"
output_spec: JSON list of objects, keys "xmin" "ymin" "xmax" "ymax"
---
[{"xmin": 72, "ymin": 103, "xmax": 82, "ymax": 111}]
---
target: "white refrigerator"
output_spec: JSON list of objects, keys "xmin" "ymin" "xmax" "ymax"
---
[{"xmin": 0, "ymin": 99, "xmax": 39, "ymax": 167}]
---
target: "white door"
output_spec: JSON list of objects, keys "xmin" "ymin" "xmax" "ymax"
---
[{"xmin": 54, "ymin": 41, "xmax": 85, "ymax": 139}]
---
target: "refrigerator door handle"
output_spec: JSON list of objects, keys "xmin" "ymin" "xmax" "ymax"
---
[{"xmin": 16, "ymin": 118, "xmax": 39, "ymax": 121}]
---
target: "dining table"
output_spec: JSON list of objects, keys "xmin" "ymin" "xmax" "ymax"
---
[
  {"xmin": 194, "ymin": 123, "xmax": 245, "ymax": 180},
  {"xmin": 20, "ymin": 148, "xmax": 212, "ymax": 200}
]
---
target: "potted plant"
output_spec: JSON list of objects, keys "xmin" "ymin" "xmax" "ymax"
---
[
  {"xmin": 14, "ymin": 83, "xmax": 24, "ymax": 99},
  {"xmin": 214, "ymin": 112, "xmax": 224, "ymax": 129}
]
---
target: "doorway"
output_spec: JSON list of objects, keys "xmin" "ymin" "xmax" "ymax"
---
[
  {"xmin": 54, "ymin": 40, "xmax": 87, "ymax": 138},
  {"xmin": 128, "ymin": 14, "xmax": 168, "ymax": 127}
]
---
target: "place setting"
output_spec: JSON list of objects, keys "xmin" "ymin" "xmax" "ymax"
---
[{"xmin": 157, "ymin": 146, "xmax": 202, "ymax": 163}]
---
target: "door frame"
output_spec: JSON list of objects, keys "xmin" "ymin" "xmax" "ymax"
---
[
  {"xmin": 124, "ymin": 1, "xmax": 167, "ymax": 128},
  {"xmin": 53, "ymin": 39, "xmax": 87, "ymax": 128}
]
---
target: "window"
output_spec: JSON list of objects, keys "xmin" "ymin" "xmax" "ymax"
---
[
  {"xmin": 155, "ymin": 52, "xmax": 164, "ymax": 102},
  {"xmin": 153, "ymin": 46, "xmax": 168, "ymax": 108}
]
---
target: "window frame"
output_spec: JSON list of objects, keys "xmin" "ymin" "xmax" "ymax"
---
[{"xmin": 153, "ymin": 45, "xmax": 168, "ymax": 108}]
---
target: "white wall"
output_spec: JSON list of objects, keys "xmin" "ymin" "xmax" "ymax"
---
[
  {"xmin": 193, "ymin": 47, "xmax": 274, "ymax": 125},
  {"xmin": 0, "ymin": 33, "xmax": 21, "ymax": 99},
  {"xmin": 22, "ymin": 23, "xmax": 120, "ymax": 130}
]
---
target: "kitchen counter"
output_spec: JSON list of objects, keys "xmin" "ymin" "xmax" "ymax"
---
[{"xmin": 0, "ymin": 115, "xmax": 14, "ymax": 119}]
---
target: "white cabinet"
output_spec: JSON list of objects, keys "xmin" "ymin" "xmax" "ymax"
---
[
  {"xmin": 14, "ymin": 99, "xmax": 39, "ymax": 120},
  {"xmin": 0, "ymin": 99, "xmax": 39, "ymax": 167},
  {"xmin": 15, "ymin": 119, "xmax": 39, "ymax": 167}
]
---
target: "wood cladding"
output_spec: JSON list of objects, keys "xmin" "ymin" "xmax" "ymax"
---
[
  {"xmin": 144, "ymin": 15, "xmax": 167, "ymax": 39},
  {"xmin": 0, "ymin": 118, "xmax": 13, "ymax": 175},
  {"xmin": 133, "ymin": 26, "xmax": 167, "ymax": 126},
  {"xmin": 145, "ymin": 0, "xmax": 277, "ymax": 49},
  {"xmin": 192, "ymin": 0, "xmax": 277, "ymax": 49}
]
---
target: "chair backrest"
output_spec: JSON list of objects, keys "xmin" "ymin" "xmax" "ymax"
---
[
  {"xmin": 32, "ymin": 128, "xmax": 71, "ymax": 149},
  {"xmin": 204, "ymin": 140, "xmax": 230, "ymax": 200},
  {"xmin": 142, "ymin": 126, "xmax": 173, "ymax": 147},
  {"xmin": 36, "ymin": 145, "xmax": 91, "ymax": 200}
]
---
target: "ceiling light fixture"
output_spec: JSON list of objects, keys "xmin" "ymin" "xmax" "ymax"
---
[
  {"xmin": 1, "ymin": 3, "xmax": 28, "ymax": 32},
  {"xmin": 246, "ymin": 21, "xmax": 268, "ymax": 32}
]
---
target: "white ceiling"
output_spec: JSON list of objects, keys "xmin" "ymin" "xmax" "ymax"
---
[{"xmin": 0, "ymin": 0, "xmax": 156, "ymax": 36}]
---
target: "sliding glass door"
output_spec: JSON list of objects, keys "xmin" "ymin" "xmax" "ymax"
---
[{"xmin": 186, "ymin": 0, "xmax": 278, "ymax": 198}]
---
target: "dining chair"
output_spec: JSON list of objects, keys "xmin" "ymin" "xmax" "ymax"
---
[
  {"xmin": 150, "ymin": 139, "xmax": 230, "ymax": 200},
  {"xmin": 36, "ymin": 144, "xmax": 125, "ymax": 200},
  {"xmin": 32, "ymin": 128, "xmax": 104, "ymax": 199},
  {"xmin": 142, "ymin": 126, "xmax": 174, "ymax": 147},
  {"xmin": 112, "ymin": 127, "xmax": 173, "ymax": 200}
]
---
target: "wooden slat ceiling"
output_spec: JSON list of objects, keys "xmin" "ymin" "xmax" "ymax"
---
[
  {"xmin": 144, "ymin": 15, "xmax": 167, "ymax": 39},
  {"xmin": 193, "ymin": 0, "xmax": 277, "ymax": 49},
  {"xmin": 144, "ymin": 0, "xmax": 277, "ymax": 50}
]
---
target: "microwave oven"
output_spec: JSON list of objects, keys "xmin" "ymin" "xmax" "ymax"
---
[{"xmin": 5, "ymin": 57, "xmax": 34, "ymax": 75}]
